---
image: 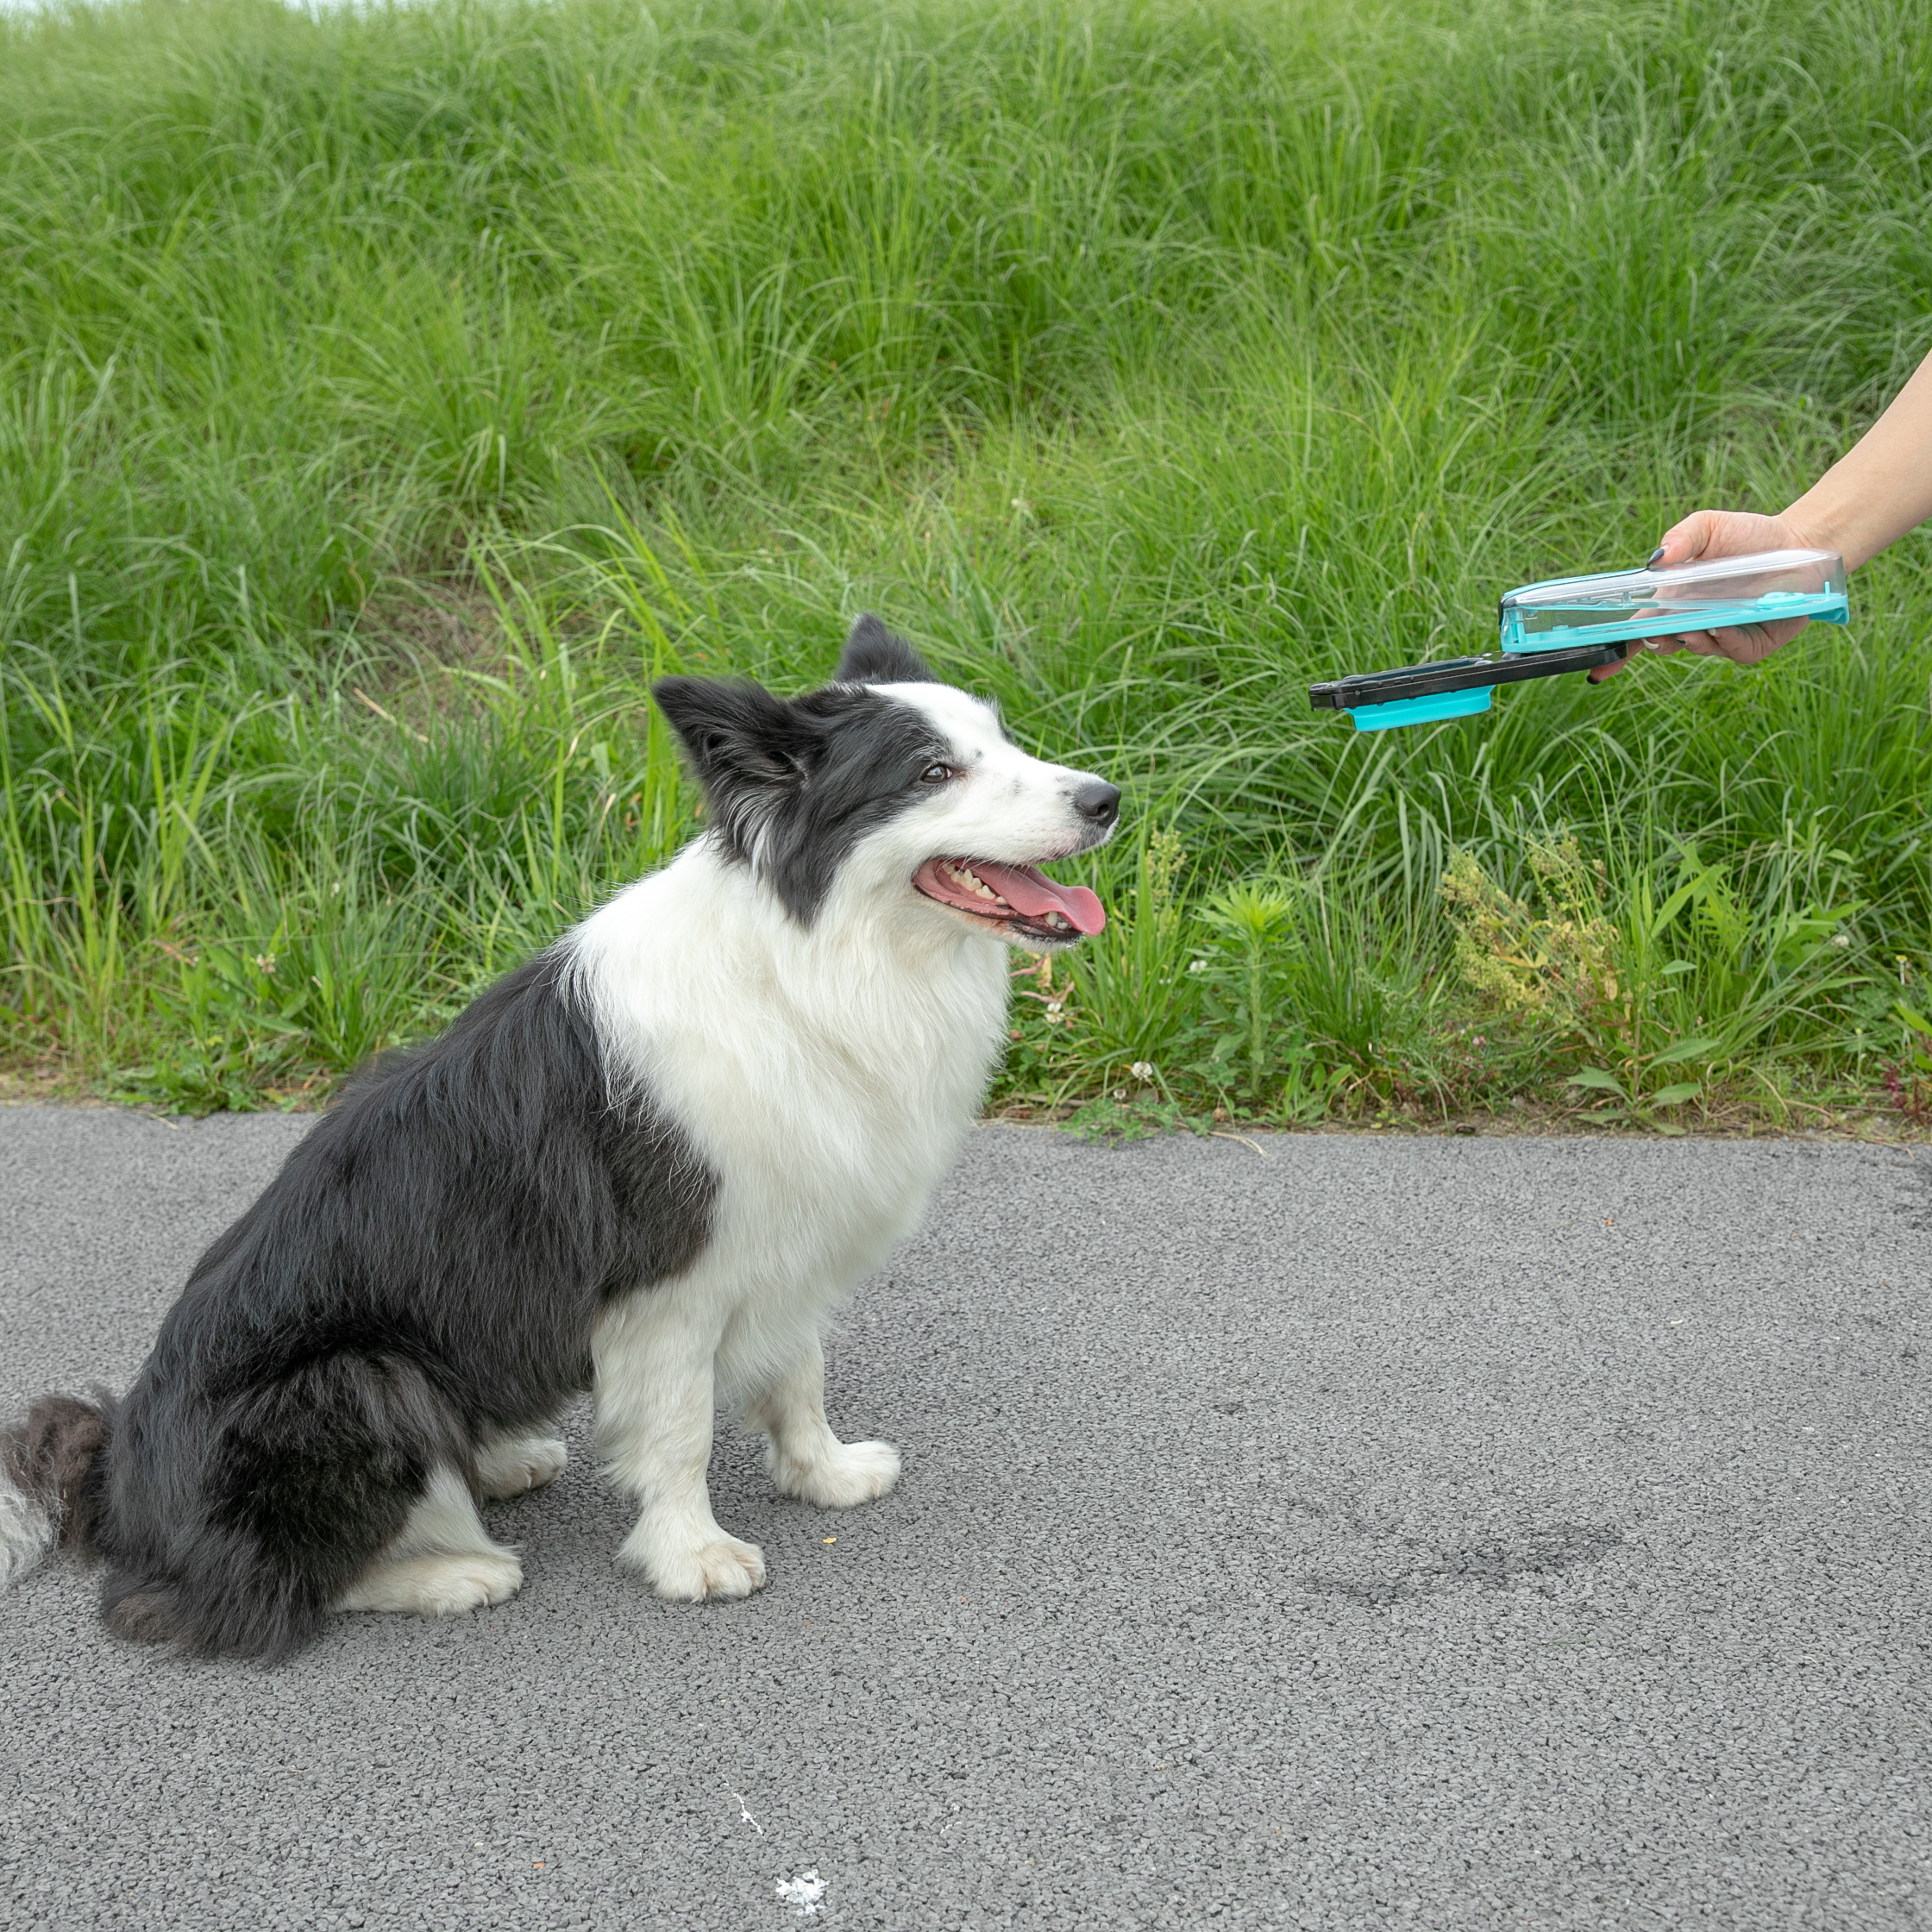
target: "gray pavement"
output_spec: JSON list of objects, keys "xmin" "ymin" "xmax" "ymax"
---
[{"xmin": 1, "ymin": 1106, "xmax": 1929, "ymax": 1932}]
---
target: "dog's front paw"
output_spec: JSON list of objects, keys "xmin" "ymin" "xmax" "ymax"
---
[
  {"xmin": 619, "ymin": 1521, "xmax": 768, "ymax": 1602},
  {"xmin": 476, "ymin": 1435, "xmax": 568, "ymax": 1500},
  {"xmin": 773, "ymin": 1438, "xmax": 902, "ymax": 1509}
]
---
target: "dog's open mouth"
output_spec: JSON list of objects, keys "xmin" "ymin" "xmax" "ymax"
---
[{"xmin": 912, "ymin": 857, "xmax": 1106, "ymax": 941}]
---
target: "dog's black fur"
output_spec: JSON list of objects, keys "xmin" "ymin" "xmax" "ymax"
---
[
  {"xmin": 834, "ymin": 614, "xmax": 935, "ymax": 687},
  {"xmin": 9, "ymin": 951, "xmax": 715, "ymax": 1660},
  {"xmin": 652, "ymin": 624, "xmax": 944, "ymax": 924}
]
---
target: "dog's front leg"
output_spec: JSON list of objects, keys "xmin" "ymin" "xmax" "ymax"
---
[
  {"xmin": 749, "ymin": 1333, "xmax": 901, "ymax": 1509},
  {"xmin": 593, "ymin": 1287, "xmax": 765, "ymax": 1602}
]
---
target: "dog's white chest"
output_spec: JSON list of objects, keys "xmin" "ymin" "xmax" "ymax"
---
[
  {"xmin": 664, "ymin": 972, "xmax": 1003, "ymax": 1298},
  {"xmin": 573, "ymin": 849, "xmax": 1009, "ymax": 1311}
]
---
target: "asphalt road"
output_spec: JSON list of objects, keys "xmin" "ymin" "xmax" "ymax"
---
[{"xmin": 1, "ymin": 1106, "xmax": 1928, "ymax": 1932}]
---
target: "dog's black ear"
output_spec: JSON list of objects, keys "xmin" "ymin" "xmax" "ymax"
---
[
  {"xmin": 834, "ymin": 614, "xmax": 934, "ymax": 686},
  {"xmin": 651, "ymin": 676, "xmax": 822, "ymax": 857}
]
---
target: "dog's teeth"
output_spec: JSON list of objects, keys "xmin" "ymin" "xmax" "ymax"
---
[{"xmin": 938, "ymin": 860, "xmax": 1010, "ymax": 910}]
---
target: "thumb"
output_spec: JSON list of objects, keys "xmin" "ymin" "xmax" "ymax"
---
[{"xmin": 1649, "ymin": 511, "xmax": 1719, "ymax": 569}]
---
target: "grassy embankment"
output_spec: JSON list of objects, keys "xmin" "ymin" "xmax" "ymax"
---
[{"xmin": 2, "ymin": 0, "xmax": 1929, "ymax": 1130}]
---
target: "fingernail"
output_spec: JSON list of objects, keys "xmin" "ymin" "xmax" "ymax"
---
[{"xmin": 1647, "ymin": 547, "xmax": 1666, "ymax": 568}]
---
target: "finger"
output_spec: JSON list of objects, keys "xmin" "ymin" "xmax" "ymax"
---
[
  {"xmin": 1746, "ymin": 616, "xmax": 1809, "ymax": 649},
  {"xmin": 1648, "ymin": 511, "xmax": 1718, "ymax": 570},
  {"xmin": 1711, "ymin": 628, "xmax": 1771, "ymax": 664},
  {"xmin": 1705, "ymin": 617, "xmax": 1807, "ymax": 665},
  {"xmin": 1590, "ymin": 633, "xmax": 1678, "ymax": 682}
]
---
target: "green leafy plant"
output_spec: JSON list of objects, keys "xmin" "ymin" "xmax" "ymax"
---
[
  {"xmin": 1063, "ymin": 1093, "xmax": 1206, "ymax": 1144},
  {"xmin": 1445, "ymin": 833, "xmax": 1866, "ymax": 1126},
  {"xmin": 1050, "ymin": 825, "xmax": 1201, "ymax": 1093},
  {"xmin": 1891, "ymin": 1003, "xmax": 1932, "ymax": 1119},
  {"xmin": 1564, "ymin": 1044, "xmax": 1715, "ymax": 1135},
  {"xmin": 1198, "ymin": 881, "xmax": 1296, "ymax": 1106}
]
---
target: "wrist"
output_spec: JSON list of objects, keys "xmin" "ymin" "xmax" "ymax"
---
[{"xmin": 1778, "ymin": 491, "xmax": 1873, "ymax": 572}]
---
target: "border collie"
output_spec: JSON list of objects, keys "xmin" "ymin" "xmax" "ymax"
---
[{"xmin": 0, "ymin": 618, "xmax": 1118, "ymax": 1659}]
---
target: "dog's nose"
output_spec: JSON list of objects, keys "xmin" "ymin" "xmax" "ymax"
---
[{"xmin": 1070, "ymin": 779, "xmax": 1120, "ymax": 829}]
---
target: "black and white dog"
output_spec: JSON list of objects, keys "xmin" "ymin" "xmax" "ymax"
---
[{"xmin": 0, "ymin": 618, "xmax": 1117, "ymax": 1659}]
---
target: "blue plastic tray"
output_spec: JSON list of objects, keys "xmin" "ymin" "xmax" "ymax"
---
[
  {"xmin": 1500, "ymin": 587, "xmax": 1847, "ymax": 652},
  {"xmin": 1498, "ymin": 549, "xmax": 1847, "ymax": 652}
]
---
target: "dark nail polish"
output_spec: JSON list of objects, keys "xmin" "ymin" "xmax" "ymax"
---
[{"xmin": 1647, "ymin": 546, "xmax": 1666, "ymax": 568}]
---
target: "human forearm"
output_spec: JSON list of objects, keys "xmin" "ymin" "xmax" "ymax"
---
[
  {"xmin": 1595, "ymin": 343, "xmax": 1932, "ymax": 681},
  {"xmin": 1780, "ymin": 346, "xmax": 1932, "ymax": 571}
]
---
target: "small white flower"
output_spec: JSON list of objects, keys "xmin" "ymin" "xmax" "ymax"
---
[
  {"xmin": 1112, "ymin": 1088, "xmax": 1126, "ymax": 1101},
  {"xmin": 1129, "ymin": 1061, "xmax": 1154, "ymax": 1082},
  {"xmin": 1046, "ymin": 1000, "xmax": 1063, "ymax": 1015},
  {"xmin": 1829, "ymin": 932, "xmax": 1850, "ymax": 948},
  {"xmin": 1188, "ymin": 958, "xmax": 1208, "ymax": 973}
]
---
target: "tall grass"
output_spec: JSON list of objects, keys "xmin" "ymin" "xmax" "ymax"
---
[{"xmin": 1, "ymin": 0, "xmax": 1928, "ymax": 1121}]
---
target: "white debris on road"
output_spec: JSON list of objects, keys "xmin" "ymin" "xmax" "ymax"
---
[{"xmin": 775, "ymin": 1868, "xmax": 826, "ymax": 1918}]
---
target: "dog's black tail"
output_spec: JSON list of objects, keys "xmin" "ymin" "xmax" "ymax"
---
[{"xmin": 0, "ymin": 1391, "xmax": 112, "ymax": 1589}]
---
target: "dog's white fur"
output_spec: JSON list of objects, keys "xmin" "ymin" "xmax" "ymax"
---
[{"xmin": 568, "ymin": 680, "xmax": 1102, "ymax": 1600}]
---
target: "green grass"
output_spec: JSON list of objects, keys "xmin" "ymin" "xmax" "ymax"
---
[{"xmin": 1, "ymin": 0, "xmax": 1929, "ymax": 1126}]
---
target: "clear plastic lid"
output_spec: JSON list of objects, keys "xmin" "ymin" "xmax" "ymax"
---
[{"xmin": 1497, "ymin": 548, "xmax": 1847, "ymax": 653}]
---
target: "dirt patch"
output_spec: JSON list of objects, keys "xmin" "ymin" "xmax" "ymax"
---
[{"xmin": 353, "ymin": 579, "xmax": 511, "ymax": 681}]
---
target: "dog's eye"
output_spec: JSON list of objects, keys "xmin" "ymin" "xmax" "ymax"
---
[{"xmin": 918, "ymin": 762, "xmax": 955, "ymax": 785}]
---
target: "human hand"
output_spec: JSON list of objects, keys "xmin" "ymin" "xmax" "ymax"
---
[{"xmin": 1587, "ymin": 508, "xmax": 1822, "ymax": 682}]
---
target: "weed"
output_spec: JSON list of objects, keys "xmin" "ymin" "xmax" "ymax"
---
[
  {"xmin": 1199, "ymin": 882, "xmax": 1296, "ymax": 1107},
  {"xmin": 1890, "ymin": 1005, "xmax": 1932, "ymax": 1120},
  {"xmin": 1063, "ymin": 1094, "xmax": 1207, "ymax": 1145}
]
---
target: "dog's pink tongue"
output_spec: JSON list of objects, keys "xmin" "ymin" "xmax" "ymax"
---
[{"xmin": 971, "ymin": 861, "xmax": 1107, "ymax": 935}]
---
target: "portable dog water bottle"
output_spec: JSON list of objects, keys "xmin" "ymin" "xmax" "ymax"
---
[{"xmin": 1308, "ymin": 548, "xmax": 1847, "ymax": 732}]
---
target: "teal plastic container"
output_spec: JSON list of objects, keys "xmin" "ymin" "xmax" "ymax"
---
[{"xmin": 1498, "ymin": 548, "xmax": 1847, "ymax": 654}]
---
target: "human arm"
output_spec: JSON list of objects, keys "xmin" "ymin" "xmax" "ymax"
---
[{"xmin": 1591, "ymin": 345, "xmax": 1932, "ymax": 679}]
